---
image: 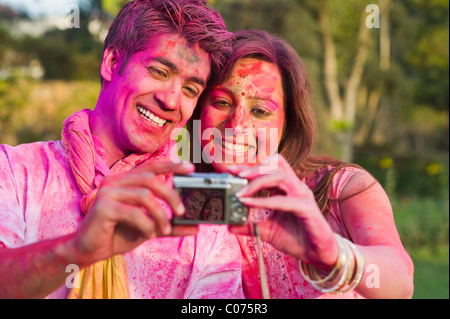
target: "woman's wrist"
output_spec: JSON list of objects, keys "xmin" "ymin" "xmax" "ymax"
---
[{"xmin": 299, "ymin": 234, "xmax": 365, "ymax": 294}]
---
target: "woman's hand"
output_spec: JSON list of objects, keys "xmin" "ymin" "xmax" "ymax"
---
[{"xmin": 228, "ymin": 154, "xmax": 338, "ymax": 270}]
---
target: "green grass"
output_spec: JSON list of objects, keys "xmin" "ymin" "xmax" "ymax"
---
[
  {"xmin": 391, "ymin": 195, "xmax": 449, "ymax": 299},
  {"xmin": 409, "ymin": 247, "xmax": 449, "ymax": 299}
]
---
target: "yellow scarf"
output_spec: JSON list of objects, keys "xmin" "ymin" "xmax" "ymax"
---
[{"xmin": 68, "ymin": 255, "xmax": 130, "ymax": 299}]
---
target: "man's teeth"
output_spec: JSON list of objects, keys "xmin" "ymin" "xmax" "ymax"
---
[
  {"xmin": 137, "ymin": 105, "xmax": 166, "ymax": 127},
  {"xmin": 223, "ymin": 141, "xmax": 248, "ymax": 152}
]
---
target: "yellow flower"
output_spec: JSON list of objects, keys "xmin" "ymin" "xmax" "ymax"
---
[
  {"xmin": 426, "ymin": 163, "xmax": 444, "ymax": 176},
  {"xmin": 379, "ymin": 157, "xmax": 393, "ymax": 169}
]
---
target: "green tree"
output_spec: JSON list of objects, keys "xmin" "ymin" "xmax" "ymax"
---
[
  {"xmin": 100, "ymin": 0, "xmax": 130, "ymax": 17},
  {"xmin": 212, "ymin": 0, "xmax": 449, "ymax": 162}
]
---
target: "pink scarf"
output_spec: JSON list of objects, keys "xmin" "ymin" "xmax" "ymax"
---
[{"xmin": 61, "ymin": 109, "xmax": 171, "ymax": 298}]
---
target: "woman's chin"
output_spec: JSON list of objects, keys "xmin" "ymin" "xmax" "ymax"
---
[
  {"xmin": 210, "ymin": 159, "xmax": 260, "ymax": 174},
  {"xmin": 207, "ymin": 151, "xmax": 258, "ymax": 172}
]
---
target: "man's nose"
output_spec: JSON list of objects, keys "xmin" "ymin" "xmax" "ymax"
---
[{"xmin": 154, "ymin": 81, "xmax": 182, "ymax": 111}]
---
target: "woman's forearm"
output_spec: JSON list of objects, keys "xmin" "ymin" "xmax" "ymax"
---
[{"xmin": 353, "ymin": 244, "xmax": 414, "ymax": 299}]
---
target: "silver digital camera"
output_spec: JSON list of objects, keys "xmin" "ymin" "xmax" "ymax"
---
[{"xmin": 172, "ymin": 173, "xmax": 249, "ymax": 225}]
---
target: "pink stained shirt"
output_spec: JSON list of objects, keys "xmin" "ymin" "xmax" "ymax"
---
[
  {"xmin": 237, "ymin": 166, "xmax": 366, "ymax": 299},
  {"xmin": 0, "ymin": 140, "xmax": 244, "ymax": 299}
]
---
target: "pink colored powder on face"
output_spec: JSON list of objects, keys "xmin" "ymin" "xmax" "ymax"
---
[
  {"xmin": 252, "ymin": 75, "xmax": 277, "ymax": 95},
  {"xmin": 93, "ymin": 33, "xmax": 211, "ymax": 165},
  {"xmin": 200, "ymin": 58, "xmax": 286, "ymax": 172},
  {"xmin": 236, "ymin": 60, "xmax": 263, "ymax": 78},
  {"xmin": 166, "ymin": 40, "xmax": 176, "ymax": 48}
]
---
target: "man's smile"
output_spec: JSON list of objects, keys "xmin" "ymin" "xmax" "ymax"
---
[{"xmin": 136, "ymin": 105, "xmax": 167, "ymax": 127}]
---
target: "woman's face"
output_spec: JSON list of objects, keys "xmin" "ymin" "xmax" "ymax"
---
[
  {"xmin": 200, "ymin": 58, "xmax": 285, "ymax": 172},
  {"xmin": 201, "ymin": 197, "xmax": 223, "ymax": 221}
]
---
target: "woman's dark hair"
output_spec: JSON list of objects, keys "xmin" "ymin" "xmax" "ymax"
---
[{"xmin": 190, "ymin": 29, "xmax": 371, "ymax": 213}]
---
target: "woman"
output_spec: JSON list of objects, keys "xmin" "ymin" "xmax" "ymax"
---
[
  {"xmin": 189, "ymin": 30, "xmax": 414, "ymax": 298},
  {"xmin": 201, "ymin": 192, "xmax": 224, "ymax": 222}
]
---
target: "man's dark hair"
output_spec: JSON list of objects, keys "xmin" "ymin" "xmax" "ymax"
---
[{"xmin": 103, "ymin": 0, "xmax": 233, "ymax": 80}]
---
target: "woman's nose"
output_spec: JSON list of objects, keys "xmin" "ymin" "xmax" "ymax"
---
[{"xmin": 226, "ymin": 106, "xmax": 252, "ymax": 133}]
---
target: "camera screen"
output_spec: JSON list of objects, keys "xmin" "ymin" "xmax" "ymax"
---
[{"xmin": 176, "ymin": 188, "xmax": 225, "ymax": 222}]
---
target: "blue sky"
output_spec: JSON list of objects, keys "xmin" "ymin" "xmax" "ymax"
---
[{"xmin": 0, "ymin": 0, "xmax": 86, "ymax": 18}]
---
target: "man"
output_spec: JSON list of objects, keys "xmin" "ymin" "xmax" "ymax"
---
[
  {"xmin": 180, "ymin": 189, "xmax": 207, "ymax": 220},
  {"xmin": 0, "ymin": 0, "xmax": 241, "ymax": 299}
]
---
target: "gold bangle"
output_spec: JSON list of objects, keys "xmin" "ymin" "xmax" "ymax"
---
[
  {"xmin": 333, "ymin": 239, "xmax": 365, "ymax": 294},
  {"xmin": 299, "ymin": 234, "xmax": 364, "ymax": 295},
  {"xmin": 299, "ymin": 234, "xmax": 350, "ymax": 293},
  {"xmin": 299, "ymin": 234, "xmax": 342, "ymax": 285}
]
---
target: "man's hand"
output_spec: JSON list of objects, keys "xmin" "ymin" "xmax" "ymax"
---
[{"xmin": 72, "ymin": 160, "xmax": 197, "ymax": 266}]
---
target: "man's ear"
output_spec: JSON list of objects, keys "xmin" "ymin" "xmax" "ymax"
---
[{"xmin": 100, "ymin": 46, "xmax": 121, "ymax": 82}]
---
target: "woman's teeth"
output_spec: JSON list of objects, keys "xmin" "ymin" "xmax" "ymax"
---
[
  {"xmin": 223, "ymin": 140, "xmax": 248, "ymax": 152},
  {"xmin": 137, "ymin": 105, "xmax": 166, "ymax": 127}
]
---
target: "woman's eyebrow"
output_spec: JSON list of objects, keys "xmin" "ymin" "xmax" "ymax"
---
[
  {"xmin": 212, "ymin": 86, "xmax": 233, "ymax": 95},
  {"xmin": 248, "ymin": 95, "xmax": 281, "ymax": 110},
  {"xmin": 212, "ymin": 86, "xmax": 281, "ymax": 109}
]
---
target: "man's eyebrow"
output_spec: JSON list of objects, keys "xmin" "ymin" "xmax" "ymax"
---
[
  {"xmin": 154, "ymin": 57, "xmax": 179, "ymax": 73},
  {"xmin": 188, "ymin": 76, "xmax": 206, "ymax": 88},
  {"xmin": 153, "ymin": 57, "xmax": 206, "ymax": 87}
]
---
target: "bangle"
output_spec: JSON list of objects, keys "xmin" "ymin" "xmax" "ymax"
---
[
  {"xmin": 299, "ymin": 235, "xmax": 343, "ymax": 285},
  {"xmin": 299, "ymin": 234, "xmax": 348, "ymax": 293},
  {"xmin": 332, "ymin": 239, "xmax": 365, "ymax": 294},
  {"xmin": 299, "ymin": 233, "xmax": 365, "ymax": 295}
]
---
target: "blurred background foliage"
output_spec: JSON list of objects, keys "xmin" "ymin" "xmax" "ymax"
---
[{"xmin": 0, "ymin": 0, "xmax": 448, "ymax": 298}]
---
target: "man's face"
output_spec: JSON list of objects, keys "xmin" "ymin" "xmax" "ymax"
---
[
  {"xmin": 183, "ymin": 191, "xmax": 206, "ymax": 220},
  {"xmin": 102, "ymin": 33, "xmax": 210, "ymax": 157}
]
